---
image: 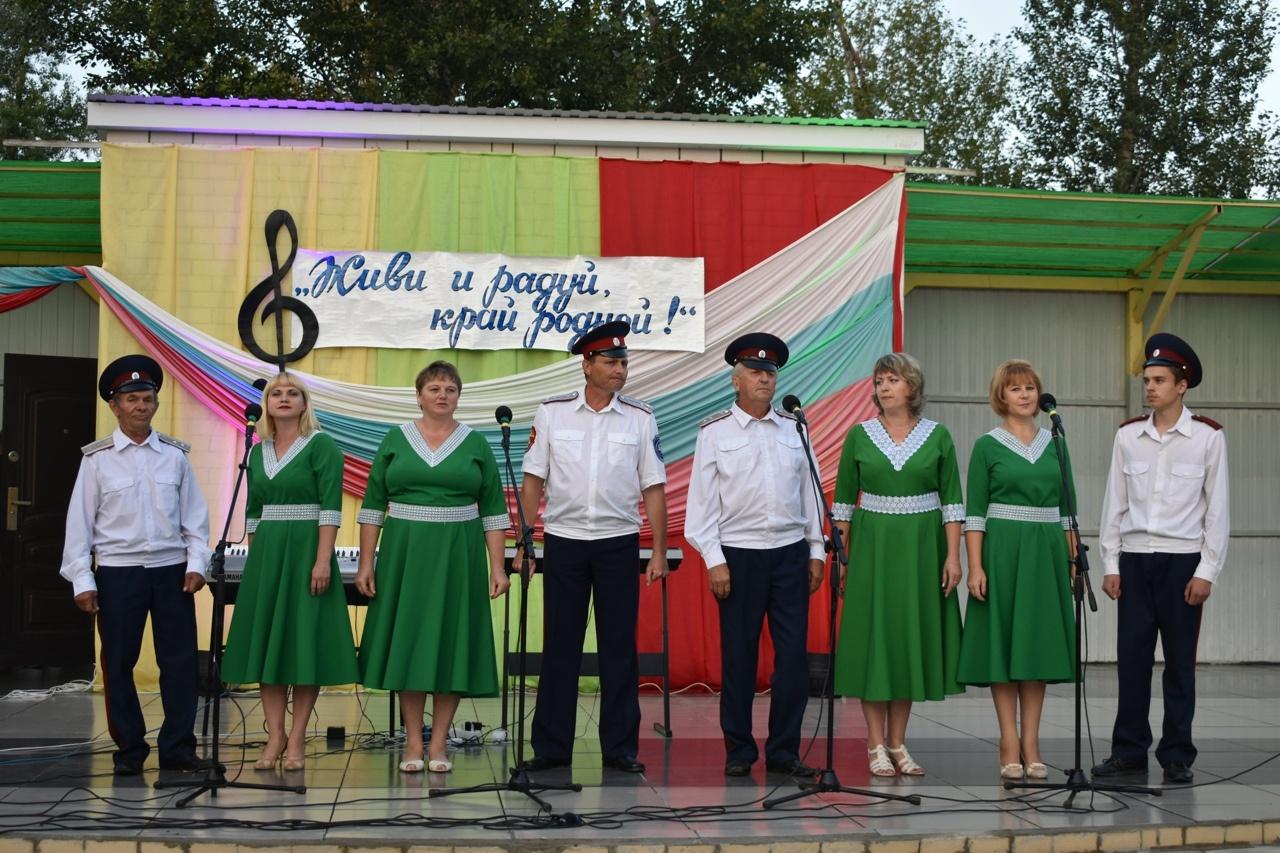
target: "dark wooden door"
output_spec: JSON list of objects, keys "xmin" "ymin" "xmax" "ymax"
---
[{"xmin": 1, "ymin": 354, "xmax": 97, "ymax": 666}]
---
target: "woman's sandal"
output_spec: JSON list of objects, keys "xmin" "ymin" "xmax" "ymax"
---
[
  {"xmin": 255, "ymin": 741, "xmax": 285, "ymax": 771},
  {"xmin": 283, "ymin": 752, "xmax": 306, "ymax": 772},
  {"xmin": 428, "ymin": 756, "xmax": 453, "ymax": 773},
  {"xmin": 886, "ymin": 744, "xmax": 925, "ymax": 776},
  {"xmin": 399, "ymin": 757, "xmax": 425, "ymax": 773},
  {"xmin": 1000, "ymin": 763, "xmax": 1025, "ymax": 780},
  {"xmin": 868, "ymin": 744, "xmax": 897, "ymax": 777},
  {"xmin": 1025, "ymin": 762, "xmax": 1049, "ymax": 779}
]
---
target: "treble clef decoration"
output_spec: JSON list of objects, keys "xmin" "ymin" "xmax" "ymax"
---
[{"xmin": 237, "ymin": 209, "xmax": 320, "ymax": 372}]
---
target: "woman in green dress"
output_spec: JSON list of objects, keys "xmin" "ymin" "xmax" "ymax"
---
[
  {"xmin": 958, "ymin": 359, "xmax": 1076, "ymax": 781},
  {"xmin": 222, "ymin": 373, "xmax": 359, "ymax": 772},
  {"xmin": 832, "ymin": 353, "xmax": 964, "ymax": 778},
  {"xmin": 354, "ymin": 361, "xmax": 510, "ymax": 774}
]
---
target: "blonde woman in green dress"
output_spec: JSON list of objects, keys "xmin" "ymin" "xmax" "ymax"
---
[
  {"xmin": 222, "ymin": 373, "xmax": 359, "ymax": 772},
  {"xmin": 832, "ymin": 353, "xmax": 964, "ymax": 778},
  {"xmin": 958, "ymin": 359, "xmax": 1076, "ymax": 781},
  {"xmin": 355, "ymin": 362, "xmax": 511, "ymax": 774}
]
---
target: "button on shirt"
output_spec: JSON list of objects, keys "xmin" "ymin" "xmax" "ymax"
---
[
  {"xmin": 522, "ymin": 389, "xmax": 666, "ymax": 540},
  {"xmin": 1099, "ymin": 407, "xmax": 1229, "ymax": 583},
  {"xmin": 684, "ymin": 404, "xmax": 826, "ymax": 569},
  {"xmin": 60, "ymin": 428, "xmax": 212, "ymax": 597}
]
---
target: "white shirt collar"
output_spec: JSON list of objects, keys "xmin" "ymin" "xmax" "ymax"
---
[
  {"xmin": 112, "ymin": 427, "xmax": 160, "ymax": 452},
  {"xmin": 1142, "ymin": 405, "xmax": 1195, "ymax": 439},
  {"xmin": 575, "ymin": 385, "xmax": 623, "ymax": 414},
  {"xmin": 730, "ymin": 402, "xmax": 782, "ymax": 427}
]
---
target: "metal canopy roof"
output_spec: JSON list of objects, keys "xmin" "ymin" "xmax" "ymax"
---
[
  {"xmin": 905, "ymin": 183, "xmax": 1280, "ymax": 282},
  {"xmin": 0, "ymin": 161, "xmax": 101, "ymax": 261}
]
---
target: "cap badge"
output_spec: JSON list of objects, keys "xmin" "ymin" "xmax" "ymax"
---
[
  {"xmin": 130, "ymin": 371, "xmax": 140, "ymax": 380},
  {"xmin": 758, "ymin": 349, "xmax": 766, "ymax": 358},
  {"xmin": 612, "ymin": 337, "xmax": 621, "ymax": 346},
  {"xmin": 1152, "ymin": 348, "xmax": 1161, "ymax": 357}
]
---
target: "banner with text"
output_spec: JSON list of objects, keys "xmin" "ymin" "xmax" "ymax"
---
[{"xmin": 293, "ymin": 250, "xmax": 705, "ymax": 352}]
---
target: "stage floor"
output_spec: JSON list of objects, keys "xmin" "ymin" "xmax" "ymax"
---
[{"xmin": 1, "ymin": 665, "xmax": 1278, "ymax": 844}]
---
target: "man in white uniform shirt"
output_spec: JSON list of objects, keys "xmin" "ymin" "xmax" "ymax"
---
[
  {"xmin": 685, "ymin": 332, "xmax": 826, "ymax": 778},
  {"xmin": 1092, "ymin": 333, "xmax": 1229, "ymax": 786},
  {"xmin": 519, "ymin": 321, "xmax": 668, "ymax": 774},
  {"xmin": 60, "ymin": 355, "xmax": 212, "ymax": 776}
]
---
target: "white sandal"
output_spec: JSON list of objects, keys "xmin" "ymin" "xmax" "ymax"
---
[
  {"xmin": 886, "ymin": 744, "xmax": 925, "ymax": 776},
  {"xmin": 1025, "ymin": 762, "xmax": 1048, "ymax": 779},
  {"xmin": 1000, "ymin": 763, "xmax": 1025, "ymax": 780},
  {"xmin": 428, "ymin": 757, "xmax": 453, "ymax": 773},
  {"xmin": 867, "ymin": 745, "xmax": 897, "ymax": 777},
  {"xmin": 398, "ymin": 757, "xmax": 425, "ymax": 773}
]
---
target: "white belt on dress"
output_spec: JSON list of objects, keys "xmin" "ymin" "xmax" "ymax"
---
[
  {"xmin": 833, "ymin": 492, "xmax": 966, "ymax": 523},
  {"xmin": 964, "ymin": 502, "xmax": 1068, "ymax": 533},
  {"xmin": 357, "ymin": 502, "xmax": 509, "ymax": 531},
  {"xmin": 247, "ymin": 503, "xmax": 342, "ymax": 533}
]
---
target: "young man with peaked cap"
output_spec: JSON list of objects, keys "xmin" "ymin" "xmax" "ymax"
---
[
  {"xmin": 518, "ymin": 321, "xmax": 668, "ymax": 774},
  {"xmin": 60, "ymin": 354, "xmax": 213, "ymax": 776},
  {"xmin": 684, "ymin": 333, "xmax": 827, "ymax": 778},
  {"xmin": 1092, "ymin": 333, "xmax": 1230, "ymax": 786}
]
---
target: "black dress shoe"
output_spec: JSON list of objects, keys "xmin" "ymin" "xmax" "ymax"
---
[
  {"xmin": 1162, "ymin": 763, "xmax": 1194, "ymax": 785},
  {"xmin": 724, "ymin": 759, "xmax": 753, "ymax": 777},
  {"xmin": 1091, "ymin": 756, "xmax": 1147, "ymax": 777},
  {"xmin": 766, "ymin": 759, "xmax": 818, "ymax": 777},
  {"xmin": 602, "ymin": 755, "xmax": 646, "ymax": 773},
  {"xmin": 113, "ymin": 759, "xmax": 145, "ymax": 776},
  {"xmin": 519, "ymin": 755, "xmax": 571, "ymax": 772},
  {"xmin": 158, "ymin": 755, "xmax": 215, "ymax": 772}
]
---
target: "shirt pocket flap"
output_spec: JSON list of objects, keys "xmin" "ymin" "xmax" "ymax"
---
[
  {"xmin": 553, "ymin": 429, "xmax": 585, "ymax": 442},
  {"xmin": 102, "ymin": 476, "xmax": 135, "ymax": 493},
  {"xmin": 1171, "ymin": 463, "xmax": 1205, "ymax": 478},
  {"xmin": 775, "ymin": 432, "xmax": 803, "ymax": 449},
  {"xmin": 716, "ymin": 436, "xmax": 750, "ymax": 453},
  {"xmin": 1122, "ymin": 461, "xmax": 1149, "ymax": 476},
  {"xmin": 607, "ymin": 432, "xmax": 639, "ymax": 446}
]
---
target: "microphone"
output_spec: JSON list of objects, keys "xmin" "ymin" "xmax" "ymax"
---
[
  {"xmin": 781, "ymin": 394, "xmax": 807, "ymax": 425},
  {"xmin": 495, "ymin": 405, "xmax": 513, "ymax": 448},
  {"xmin": 244, "ymin": 402, "xmax": 263, "ymax": 430},
  {"xmin": 1039, "ymin": 392, "xmax": 1065, "ymax": 435}
]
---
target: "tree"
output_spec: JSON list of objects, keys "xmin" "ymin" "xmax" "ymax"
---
[
  {"xmin": 67, "ymin": 0, "xmax": 827, "ymax": 114},
  {"xmin": 773, "ymin": 0, "xmax": 1023, "ymax": 185},
  {"xmin": 0, "ymin": 0, "xmax": 90, "ymax": 159},
  {"xmin": 1015, "ymin": 0, "xmax": 1280, "ymax": 197}
]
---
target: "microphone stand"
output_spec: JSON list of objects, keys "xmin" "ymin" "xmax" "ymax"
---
[
  {"xmin": 1006, "ymin": 415, "xmax": 1159, "ymax": 806},
  {"xmin": 430, "ymin": 422, "xmax": 580, "ymax": 817},
  {"xmin": 764, "ymin": 408, "xmax": 920, "ymax": 809},
  {"xmin": 156, "ymin": 414, "xmax": 304, "ymax": 806}
]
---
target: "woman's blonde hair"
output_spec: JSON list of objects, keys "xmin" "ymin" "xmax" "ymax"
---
[
  {"xmin": 988, "ymin": 359, "xmax": 1042, "ymax": 417},
  {"xmin": 870, "ymin": 352, "xmax": 926, "ymax": 417},
  {"xmin": 257, "ymin": 372, "xmax": 319, "ymax": 440}
]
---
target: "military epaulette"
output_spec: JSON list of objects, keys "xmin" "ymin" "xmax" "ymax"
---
[
  {"xmin": 157, "ymin": 433, "xmax": 192, "ymax": 453},
  {"xmin": 617, "ymin": 394, "xmax": 653, "ymax": 414},
  {"xmin": 80, "ymin": 437, "xmax": 113, "ymax": 456},
  {"xmin": 1192, "ymin": 414, "xmax": 1224, "ymax": 431},
  {"xmin": 542, "ymin": 391, "xmax": 580, "ymax": 405},
  {"xmin": 775, "ymin": 408, "xmax": 797, "ymax": 420},
  {"xmin": 698, "ymin": 410, "xmax": 731, "ymax": 428},
  {"xmin": 1119, "ymin": 414, "xmax": 1150, "ymax": 428}
]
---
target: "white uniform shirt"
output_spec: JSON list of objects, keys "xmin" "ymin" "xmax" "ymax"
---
[
  {"xmin": 522, "ymin": 388, "xmax": 666, "ymax": 540},
  {"xmin": 60, "ymin": 428, "xmax": 212, "ymax": 597},
  {"xmin": 1098, "ymin": 406, "xmax": 1229, "ymax": 583},
  {"xmin": 684, "ymin": 403, "xmax": 826, "ymax": 569}
]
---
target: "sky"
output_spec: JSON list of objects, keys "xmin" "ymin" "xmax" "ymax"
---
[{"xmin": 942, "ymin": 0, "xmax": 1280, "ymax": 115}]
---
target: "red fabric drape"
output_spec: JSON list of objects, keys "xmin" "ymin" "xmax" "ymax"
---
[
  {"xmin": 599, "ymin": 159, "xmax": 904, "ymax": 690},
  {"xmin": 0, "ymin": 285, "xmax": 57, "ymax": 314}
]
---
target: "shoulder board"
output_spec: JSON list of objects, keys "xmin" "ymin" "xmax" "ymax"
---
[
  {"xmin": 157, "ymin": 433, "xmax": 192, "ymax": 453},
  {"xmin": 617, "ymin": 394, "xmax": 653, "ymax": 414},
  {"xmin": 541, "ymin": 391, "xmax": 579, "ymax": 405},
  {"xmin": 80, "ymin": 437, "xmax": 113, "ymax": 456},
  {"xmin": 774, "ymin": 408, "xmax": 797, "ymax": 421},
  {"xmin": 1192, "ymin": 414, "xmax": 1224, "ymax": 431},
  {"xmin": 1119, "ymin": 414, "xmax": 1149, "ymax": 428},
  {"xmin": 698, "ymin": 410, "xmax": 732, "ymax": 429}
]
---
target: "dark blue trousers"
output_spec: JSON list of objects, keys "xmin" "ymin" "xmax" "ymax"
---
[
  {"xmin": 96, "ymin": 563, "xmax": 199, "ymax": 768},
  {"xmin": 718, "ymin": 540, "xmax": 810, "ymax": 765},
  {"xmin": 1111, "ymin": 551, "xmax": 1204, "ymax": 768},
  {"xmin": 531, "ymin": 532, "xmax": 641, "ymax": 763}
]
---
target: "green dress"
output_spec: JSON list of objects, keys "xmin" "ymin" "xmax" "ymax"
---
[
  {"xmin": 356, "ymin": 423, "xmax": 508, "ymax": 695},
  {"xmin": 831, "ymin": 418, "xmax": 965, "ymax": 701},
  {"xmin": 956, "ymin": 428, "xmax": 1076, "ymax": 686},
  {"xmin": 222, "ymin": 431, "xmax": 359, "ymax": 686}
]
